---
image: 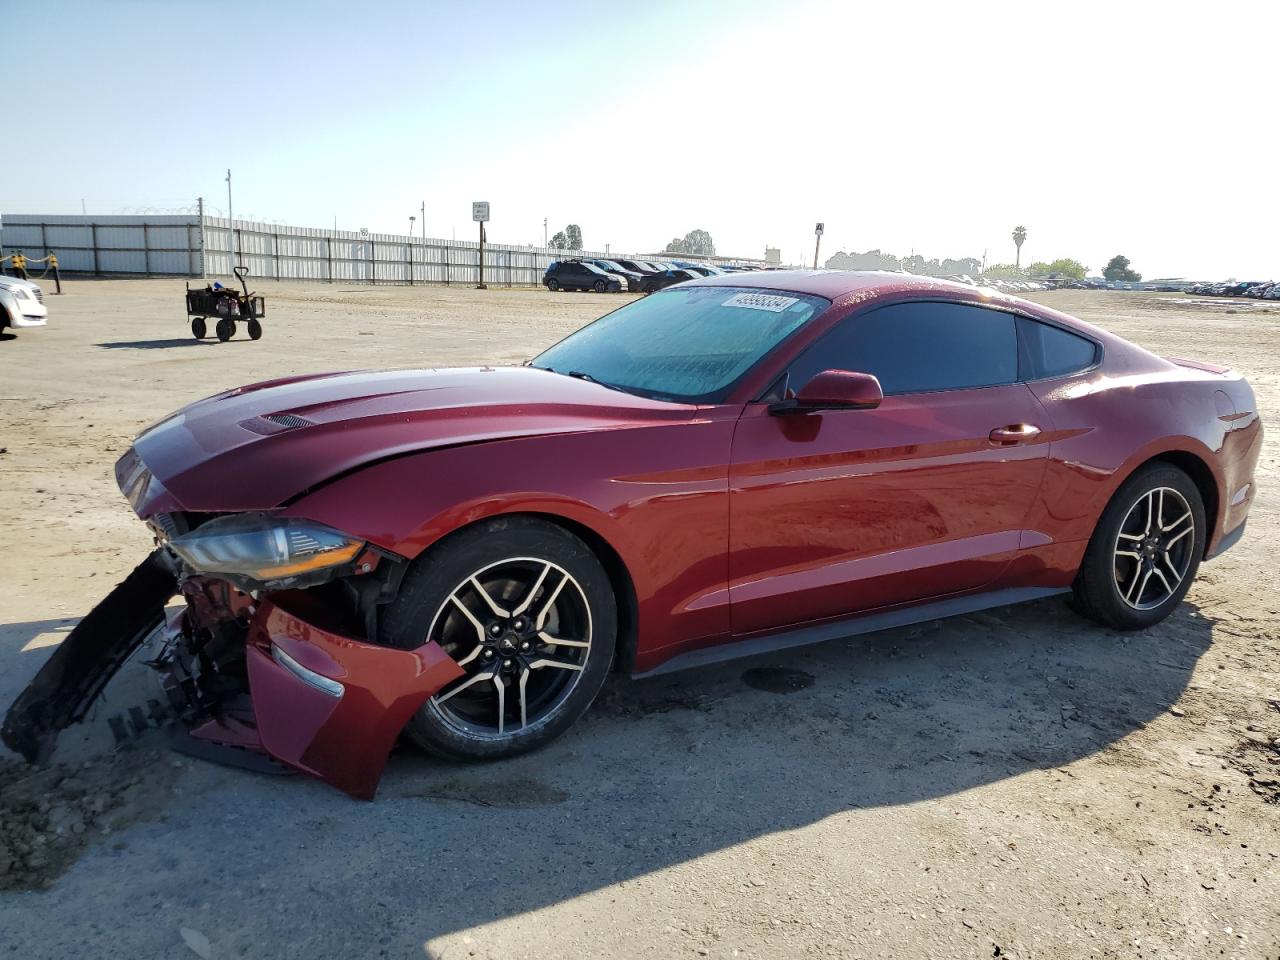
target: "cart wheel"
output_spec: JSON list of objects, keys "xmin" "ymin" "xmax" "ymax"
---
[
  {"xmin": 247, "ymin": 319, "xmax": 263, "ymax": 340},
  {"xmin": 191, "ymin": 317, "xmax": 207, "ymax": 340},
  {"xmin": 216, "ymin": 318, "xmax": 235, "ymax": 342}
]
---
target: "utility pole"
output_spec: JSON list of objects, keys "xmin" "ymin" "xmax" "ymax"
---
[
  {"xmin": 197, "ymin": 196, "xmax": 205, "ymax": 278},
  {"xmin": 543, "ymin": 217, "xmax": 548, "ymax": 247},
  {"xmin": 408, "ymin": 215, "xmax": 416, "ymax": 286},
  {"xmin": 421, "ymin": 201, "xmax": 426, "ymax": 238},
  {"xmin": 225, "ymin": 168, "xmax": 236, "ymax": 273}
]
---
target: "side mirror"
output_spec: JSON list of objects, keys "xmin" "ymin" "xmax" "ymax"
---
[{"xmin": 769, "ymin": 369, "xmax": 883, "ymax": 414}]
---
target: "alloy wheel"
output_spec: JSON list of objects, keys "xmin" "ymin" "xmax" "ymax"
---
[
  {"xmin": 1112, "ymin": 486, "xmax": 1196, "ymax": 610},
  {"xmin": 427, "ymin": 557, "xmax": 592, "ymax": 739}
]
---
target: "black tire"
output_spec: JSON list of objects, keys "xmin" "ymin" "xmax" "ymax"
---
[
  {"xmin": 247, "ymin": 319, "xmax": 263, "ymax": 340},
  {"xmin": 546, "ymin": 279, "xmax": 561, "ymax": 292},
  {"xmin": 381, "ymin": 516, "xmax": 616, "ymax": 760},
  {"xmin": 191, "ymin": 317, "xmax": 207, "ymax": 340},
  {"xmin": 642, "ymin": 283, "xmax": 657, "ymax": 294},
  {"xmin": 1072, "ymin": 463, "xmax": 1206, "ymax": 630},
  {"xmin": 215, "ymin": 318, "xmax": 235, "ymax": 342},
  {"xmin": 593, "ymin": 280, "xmax": 606, "ymax": 293}
]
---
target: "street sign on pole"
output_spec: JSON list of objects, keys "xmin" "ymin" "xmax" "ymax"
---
[
  {"xmin": 474, "ymin": 202, "xmax": 489, "ymax": 288},
  {"xmin": 813, "ymin": 222, "xmax": 825, "ymax": 270}
]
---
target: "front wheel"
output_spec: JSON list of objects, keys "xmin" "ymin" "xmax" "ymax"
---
[
  {"xmin": 215, "ymin": 318, "xmax": 235, "ymax": 342},
  {"xmin": 592, "ymin": 280, "xmax": 606, "ymax": 293},
  {"xmin": 247, "ymin": 318, "xmax": 263, "ymax": 340},
  {"xmin": 381, "ymin": 517, "xmax": 616, "ymax": 760},
  {"xmin": 1072, "ymin": 463, "xmax": 1206, "ymax": 629},
  {"xmin": 191, "ymin": 317, "xmax": 207, "ymax": 339}
]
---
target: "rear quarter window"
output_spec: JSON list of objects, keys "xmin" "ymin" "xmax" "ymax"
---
[{"xmin": 1017, "ymin": 317, "xmax": 1099, "ymax": 379}]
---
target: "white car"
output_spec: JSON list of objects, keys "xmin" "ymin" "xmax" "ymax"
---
[{"xmin": 0, "ymin": 275, "xmax": 48, "ymax": 335}]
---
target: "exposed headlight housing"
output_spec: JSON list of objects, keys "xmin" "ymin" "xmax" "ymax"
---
[{"xmin": 167, "ymin": 513, "xmax": 365, "ymax": 589}]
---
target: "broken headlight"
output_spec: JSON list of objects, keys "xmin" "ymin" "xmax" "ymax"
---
[{"xmin": 167, "ymin": 513, "xmax": 365, "ymax": 588}]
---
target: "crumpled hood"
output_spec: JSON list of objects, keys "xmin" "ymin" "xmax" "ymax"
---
[{"xmin": 124, "ymin": 366, "xmax": 695, "ymax": 516}]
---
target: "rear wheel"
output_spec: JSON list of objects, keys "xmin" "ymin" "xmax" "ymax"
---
[
  {"xmin": 1072, "ymin": 463, "xmax": 1205, "ymax": 629},
  {"xmin": 381, "ymin": 517, "xmax": 616, "ymax": 760},
  {"xmin": 247, "ymin": 319, "xmax": 263, "ymax": 340},
  {"xmin": 547, "ymin": 279, "xmax": 561, "ymax": 292},
  {"xmin": 215, "ymin": 318, "xmax": 235, "ymax": 342},
  {"xmin": 191, "ymin": 317, "xmax": 207, "ymax": 339}
]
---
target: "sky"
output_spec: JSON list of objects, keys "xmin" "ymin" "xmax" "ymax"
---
[{"xmin": 6, "ymin": 0, "xmax": 1278, "ymax": 279}]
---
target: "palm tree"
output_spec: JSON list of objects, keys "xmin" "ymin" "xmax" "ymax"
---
[{"xmin": 1012, "ymin": 225, "xmax": 1027, "ymax": 269}]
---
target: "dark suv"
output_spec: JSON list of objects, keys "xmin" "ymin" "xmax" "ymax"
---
[{"xmin": 543, "ymin": 260, "xmax": 625, "ymax": 293}]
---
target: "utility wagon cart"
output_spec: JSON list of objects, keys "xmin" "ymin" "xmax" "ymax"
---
[{"xmin": 186, "ymin": 266, "xmax": 265, "ymax": 341}]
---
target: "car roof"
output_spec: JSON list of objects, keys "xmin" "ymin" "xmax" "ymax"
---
[
  {"xmin": 675, "ymin": 268, "xmax": 1112, "ymax": 340},
  {"xmin": 674, "ymin": 269, "xmax": 988, "ymax": 300}
]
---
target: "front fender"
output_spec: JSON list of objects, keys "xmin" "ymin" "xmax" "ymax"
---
[{"xmin": 281, "ymin": 421, "xmax": 737, "ymax": 659}]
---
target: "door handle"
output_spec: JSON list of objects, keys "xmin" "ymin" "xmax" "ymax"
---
[{"xmin": 989, "ymin": 424, "xmax": 1041, "ymax": 444}]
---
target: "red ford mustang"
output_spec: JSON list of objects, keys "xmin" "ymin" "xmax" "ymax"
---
[{"xmin": 4, "ymin": 271, "xmax": 1262, "ymax": 797}]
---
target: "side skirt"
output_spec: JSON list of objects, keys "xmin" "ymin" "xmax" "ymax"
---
[{"xmin": 634, "ymin": 586, "xmax": 1070, "ymax": 679}]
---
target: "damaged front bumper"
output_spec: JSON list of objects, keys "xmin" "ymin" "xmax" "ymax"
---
[
  {"xmin": 240, "ymin": 596, "xmax": 461, "ymax": 798},
  {"xmin": 2, "ymin": 552, "xmax": 463, "ymax": 800}
]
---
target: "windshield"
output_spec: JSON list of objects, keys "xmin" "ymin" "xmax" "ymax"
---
[
  {"xmin": 582, "ymin": 263, "xmax": 607, "ymax": 275},
  {"xmin": 532, "ymin": 286, "xmax": 829, "ymax": 402},
  {"xmin": 597, "ymin": 260, "xmax": 625, "ymax": 272}
]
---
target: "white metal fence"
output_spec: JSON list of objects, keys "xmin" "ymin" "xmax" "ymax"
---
[
  {"xmin": 2, "ymin": 213, "xmax": 735, "ymax": 287},
  {"xmin": 0, "ymin": 215, "xmax": 203, "ymax": 276}
]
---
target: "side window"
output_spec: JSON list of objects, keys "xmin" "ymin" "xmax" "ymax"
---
[
  {"xmin": 1018, "ymin": 317, "xmax": 1098, "ymax": 378},
  {"xmin": 786, "ymin": 301, "xmax": 1018, "ymax": 396}
]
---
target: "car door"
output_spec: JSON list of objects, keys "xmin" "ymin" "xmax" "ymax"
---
[{"xmin": 728, "ymin": 299, "xmax": 1051, "ymax": 636}]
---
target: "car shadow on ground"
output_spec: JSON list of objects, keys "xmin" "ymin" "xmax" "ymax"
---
[
  {"xmin": 0, "ymin": 596, "xmax": 1217, "ymax": 957},
  {"xmin": 0, "ymin": 617, "xmax": 82, "ymax": 712},
  {"xmin": 269, "ymin": 597, "xmax": 1218, "ymax": 955},
  {"xmin": 0, "ymin": 617, "xmax": 81, "ymax": 653}
]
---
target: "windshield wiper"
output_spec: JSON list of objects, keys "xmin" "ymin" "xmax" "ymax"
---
[
  {"xmin": 536, "ymin": 366, "xmax": 636, "ymax": 397},
  {"xmin": 565, "ymin": 369, "xmax": 637, "ymax": 396}
]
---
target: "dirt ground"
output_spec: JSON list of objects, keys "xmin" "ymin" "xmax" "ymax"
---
[{"xmin": 0, "ymin": 279, "xmax": 1277, "ymax": 959}]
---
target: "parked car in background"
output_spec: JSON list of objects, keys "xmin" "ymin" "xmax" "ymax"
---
[
  {"xmin": 683, "ymin": 265, "xmax": 727, "ymax": 277},
  {"xmin": 589, "ymin": 259, "xmax": 644, "ymax": 292},
  {"xmin": 1224, "ymin": 281, "xmax": 1265, "ymax": 297},
  {"xmin": 543, "ymin": 260, "xmax": 626, "ymax": 293},
  {"xmin": 1190, "ymin": 280, "xmax": 1275, "ymax": 299},
  {"xmin": 641, "ymin": 268, "xmax": 701, "ymax": 293},
  {"xmin": 0, "ymin": 275, "xmax": 48, "ymax": 337},
  {"xmin": 614, "ymin": 259, "xmax": 664, "ymax": 276}
]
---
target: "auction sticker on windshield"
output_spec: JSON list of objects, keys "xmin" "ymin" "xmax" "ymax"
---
[{"xmin": 721, "ymin": 292, "xmax": 800, "ymax": 312}]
